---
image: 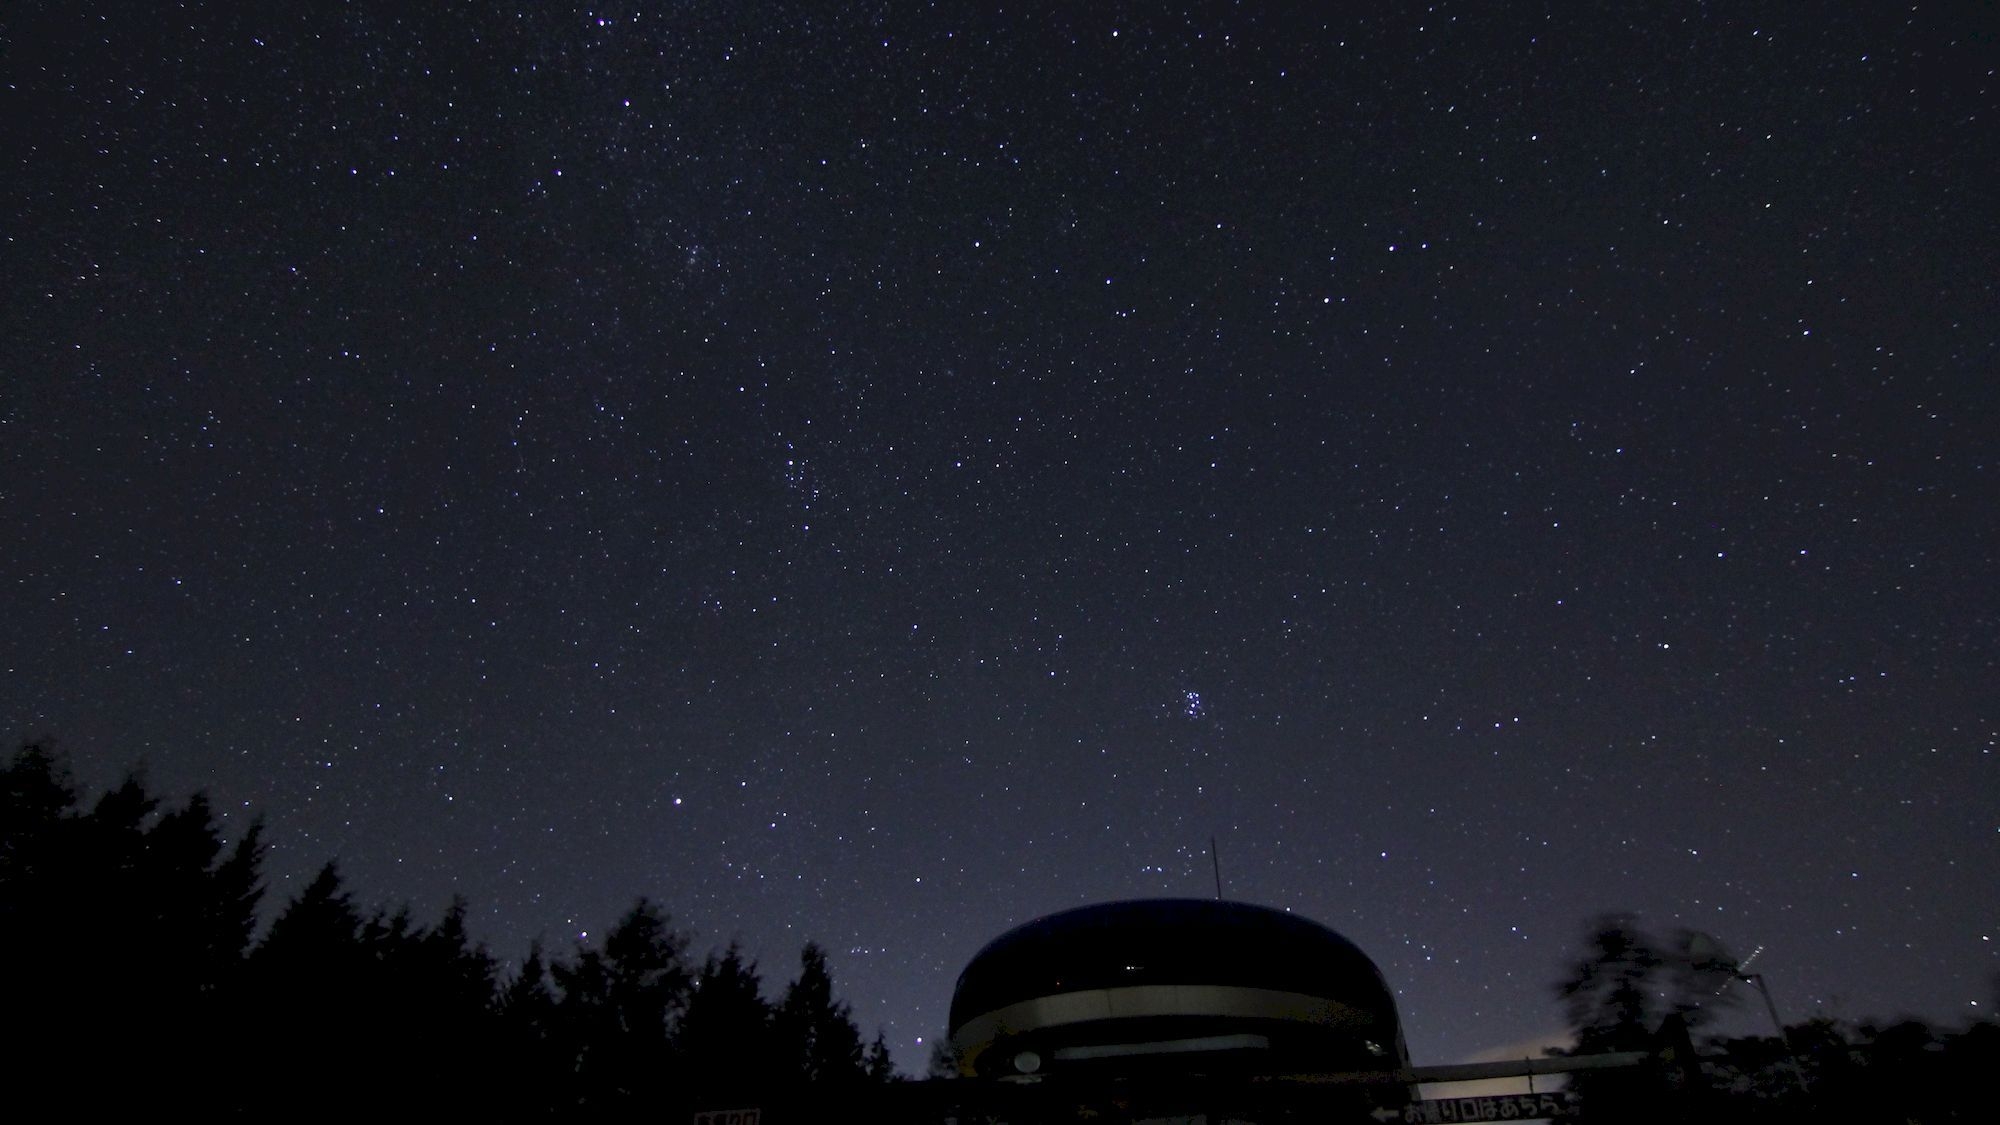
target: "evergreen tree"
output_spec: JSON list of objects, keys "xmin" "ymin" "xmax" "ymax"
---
[
  {"xmin": 0, "ymin": 742, "xmax": 77, "ymax": 884},
  {"xmin": 0, "ymin": 744, "xmax": 81, "ymax": 1005},
  {"xmin": 0, "ymin": 743, "xmax": 80, "ymax": 952},
  {"xmin": 500, "ymin": 939, "xmax": 565, "ymax": 1113},
  {"xmin": 91, "ymin": 771, "xmax": 159, "ymax": 838},
  {"xmin": 243, "ymin": 862, "xmax": 372, "ymax": 1112},
  {"xmin": 553, "ymin": 898, "xmax": 692, "ymax": 1107},
  {"xmin": 347, "ymin": 896, "xmax": 504, "ymax": 1112},
  {"xmin": 3, "ymin": 748, "xmax": 266, "ymax": 1107},
  {"xmin": 925, "ymin": 1035, "xmax": 964, "ymax": 1080},
  {"xmin": 553, "ymin": 942, "xmax": 616, "ymax": 1106},
  {"xmin": 207, "ymin": 819, "xmax": 265, "ymax": 978},
  {"xmin": 423, "ymin": 897, "xmax": 500, "ymax": 1016},
  {"xmin": 130, "ymin": 791, "xmax": 246, "ymax": 1090},
  {"xmin": 143, "ymin": 793, "xmax": 225, "ymax": 979},
  {"xmin": 3, "ymin": 744, "xmax": 914, "ymax": 1112},
  {"xmin": 603, "ymin": 897, "xmax": 692, "ymax": 1039},
  {"xmin": 775, "ymin": 941, "xmax": 866, "ymax": 1087},
  {"xmin": 864, "ymin": 1031, "xmax": 897, "ymax": 1082},
  {"xmin": 1559, "ymin": 913, "xmax": 1663, "ymax": 1054},
  {"xmin": 1553, "ymin": 914, "xmax": 1678, "ymax": 1122},
  {"xmin": 69, "ymin": 772, "xmax": 180, "ymax": 1103},
  {"xmin": 80, "ymin": 772, "xmax": 159, "ymax": 969},
  {"xmin": 679, "ymin": 942, "xmax": 775, "ymax": 1098},
  {"xmin": 259, "ymin": 861, "xmax": 363, "ymax": 960},
  {"xmin": 3, "ymin": 747, "xmax": 90, "ymax": 1096},
  {"xmin": 419, "ymin": 897, "xmax": 502, "ymax": 1108},
  {"xmin": 503, "ymin": 939, "xmax": 560, "ymax": 1024}
]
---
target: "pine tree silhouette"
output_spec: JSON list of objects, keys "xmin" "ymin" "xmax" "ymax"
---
[
  {"xmin": 243, "ymin": 862, "xmax": 371, "ymax": 1111},
  {"xmin": 1, "ymin": 745, "xmax": 87, "ymax": 1095},
  {"xmin": 774, "ymin": 941, "xmax": 867, "ymax": 1087},
  {"xmin": 864, "ymin": 1031, "xmax": 897, "ymax": 1082},
  {"xmin": 4, "ymin": 745, "xmax": 920, "ymax": 1112},
  {"xmin": 553, "ymin": 898, "xmax": 691, "ymax": 1108},
  {"xmin": 679, "ymin": 941, "xmax": 775, "ymax": 1099},
  {"xmin": 1, "ymin": 751, "xmax": 266, "ymax": 1110},
  {"xmin": 500, "ymin": 938, "xmax": 564, "ymax": 1113}
]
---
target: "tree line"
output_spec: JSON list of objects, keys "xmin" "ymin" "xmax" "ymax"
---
[
  {"xmin": 1554, "ymin": 912, "xmax": 1996, "ymax": 1123},
  {"xmin": 1, "ymin": 743, "xmax": 892, "ymax": 1115},
  {"xmin": 13, "ymin": 740, "xmax": 1991, "ymax": 1121}
]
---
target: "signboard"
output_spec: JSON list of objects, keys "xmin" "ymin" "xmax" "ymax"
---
[{"xmin": 1372, "ymin": 1091, "xmax": 1577, "ymax": 1122}]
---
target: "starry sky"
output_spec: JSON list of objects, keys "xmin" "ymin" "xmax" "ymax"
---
[{"xmin": 4, "ymin": 2, "xmax": 1994, "ymax": 1070}]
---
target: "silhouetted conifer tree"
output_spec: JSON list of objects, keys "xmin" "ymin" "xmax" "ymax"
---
[
  {"xmin": 243, "ymin": 862, "xmax": 372, "ymax": 1111},
  {"xmin": 504, "ymin": 940, "xmax": 560, "ymax": 1023},
  {"xmin": 679, "ymin": 942, "xmax": 774, "ymax": 1099},
  {"xmin": 774, "ymin": 941, "xmax": 867, "ymax": 1087},
  {"xmin": 1553, "ymin": 914, "xmax": 1678, "ymax": 1122},
  {"xmin": 126, "ymin": 791, "xmax": 234, "ymax": 1088},
  {"xmin": 1559, "ymin": 914, "xmax": 1663, "ymax": 1054},
  {"xmin": 91, "ymin": 771, "xmax": 212, "ymax": 1104},
  {"xmin": 145, "ymin": 792, "xmax": 224, "ymax": 968},
  {"xmin": 925, "ymin": 1035, "xmax": 962, "ymax": 1079},
  {"xmin": 371, "ymin": 904, "xmax": 436, "ymax": 1099},
  {"xmin": 260, "ymin": 861, "xmax": 363, "ymax": 960},
  {"xmin": 1, "ymin": 745, "xmax": 87, "ymax": 1093},
  {"xmin": 81, "ymin": 772, "xmax": 159, "ymax": 978},
  {"xmin": 604, "ymin": 898, "xmax": 691, "ymax": 1035},
  {"xmin": 417, "ymin": 898, "xmax": 501, "ymax": 1108},
  {"xmin": 0, "ymin": 743, "xmax": 79, "ymax": 944},
  {"xmin": 553, "ymin": 898, "xmax": 691, "ymax": 1108},
  {"xmin": 500, "ymin": 939, "xmax": 565, "ymax": 1112},
  {"xmin": 0, "ymin": 743, "xmax": 77, "ymax": 876},
  {"xmin": 5, "ymin": 743, "xmax": 921, "ymax": 1112},
  {"xmin": 3, "ymin": 747, "xmax": 270, "ymax": 1107},
  {"xmin": 209, "ymin": 818, "xmax": 265, "ymax": 974},
  {"xmin": 429, "ymin": 899, "xmax": 497, "ymax": 1003},
  {"xmin": 553, "ymin": 941, "xmax": 617, "ymax": 1107},
  {"xmin": 864, "ymin": 1031, "xmax": 897, "ymax": 1082}
]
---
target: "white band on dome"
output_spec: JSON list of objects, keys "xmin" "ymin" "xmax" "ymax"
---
[{"xmin": 950, "ymin": 983, "xmax": 1373, "ymax": 1071}]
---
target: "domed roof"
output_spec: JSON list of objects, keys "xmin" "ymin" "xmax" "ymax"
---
[
  {"xmin": 952, "ymin": 898, "xmax": 1394, "ymax": 1028},
  {"xmin": 948, "ymin": 899, "xmax": 1405, "ymax": 1078}
]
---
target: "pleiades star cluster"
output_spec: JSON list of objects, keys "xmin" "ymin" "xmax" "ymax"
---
[{"xmin": 3, "ymin": 3, "xmax": 1993, "ymax": 1068}]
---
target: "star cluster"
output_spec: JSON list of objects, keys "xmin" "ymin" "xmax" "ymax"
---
[{"xmin": 3, "ymin": 3, "xmax": 1994, "ymax": 1066}]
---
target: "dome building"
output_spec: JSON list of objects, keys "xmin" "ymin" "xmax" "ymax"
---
[{"xmin": 947, "ymin": 899, "xmax": 1408, "ymax": 1081}]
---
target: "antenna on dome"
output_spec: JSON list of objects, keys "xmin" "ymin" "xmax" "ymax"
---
[{"xmin": 1210, "ymin": 835, "xmax": 1224, "ymax": 899}]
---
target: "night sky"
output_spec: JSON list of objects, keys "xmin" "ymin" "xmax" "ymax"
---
[{"xmin": 4, "ymin": 2, "xmax": 1994, "ymax": 1070}]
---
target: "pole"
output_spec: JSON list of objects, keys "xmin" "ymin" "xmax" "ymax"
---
[
  {"xmin": 1210, "ymin": 835, "xmax": 1223, "ymax": 899},
  {"xmin": 1744, "ymin": 973, "xmax": 1811, "ymax": 1094}
]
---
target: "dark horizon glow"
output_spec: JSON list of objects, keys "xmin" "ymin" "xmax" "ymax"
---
[{"xmin": 3, "ymin": 3, "xmax": 1993, "ymax": 1069}]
